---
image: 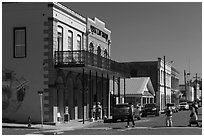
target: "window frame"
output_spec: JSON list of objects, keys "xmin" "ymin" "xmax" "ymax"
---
[
  {"xmin": 77, "ymin": 34, "xmax": 82, "ymax": 51},
  {"xmin": 57, "ymin": 25, "xmax": 63, "ymax": 51},
  {"xmin": 13, "ymin": 27, "xmax": 26, "ymax": 58},
  {"xmin": 68, "ymin": 30, "xmax": 73, "ymax": 51}
]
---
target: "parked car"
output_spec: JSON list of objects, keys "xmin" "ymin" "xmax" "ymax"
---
[
  {"xmin": 141, "ymin": 103, "xmax": 160, "ymax": 117},
  {"xmin": 179, "ymin": 102, "xmax": 189, "ymax": 111},
  {"xmin": 112, "ymin": 103, "xmax": 141, "ymax": 122}
]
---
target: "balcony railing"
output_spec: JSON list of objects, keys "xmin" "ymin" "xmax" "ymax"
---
[{"xmin": 54, "ymin": 50, "xmax": 130, "ymax": 76}]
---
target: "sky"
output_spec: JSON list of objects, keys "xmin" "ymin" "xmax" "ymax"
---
[{"xmin": 62, "ymin": 2, "xmax": 202, "ymax": 84}]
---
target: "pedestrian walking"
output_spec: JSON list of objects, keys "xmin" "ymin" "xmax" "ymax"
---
[
  {"xmin": 95, "ymin": 102, "xmax": 102, "ymax": 120},
  {"xmin": 193, "ymin": 101, "xmax": 199, "ymax": 115},
  {"xmin": 188, "ymin": 107, "xmax": 199, "ymax": 127},
  {"xmin": 126, "ymin": 103, "xmax": 135, "ymax": 128},
  {"xmin": 165, "ymin": 104, "xmax": 173, "ymax": 127}
]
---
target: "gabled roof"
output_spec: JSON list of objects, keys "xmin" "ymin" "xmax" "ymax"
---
[{"xmin": 123, "ymin": 77, "xmax": 155, "ymax": 96}]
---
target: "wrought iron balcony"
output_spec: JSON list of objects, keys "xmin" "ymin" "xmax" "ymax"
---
[
  {"xmin": 54, "ymin": 50, "xmax": 130, "ymax": 77},
  {"xmin": 54, "ymin": 50, "xmax": 110, "ymax": 69}
]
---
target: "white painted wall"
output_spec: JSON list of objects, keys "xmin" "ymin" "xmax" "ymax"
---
[{"xmin": 53, "ymin": 7, "xmax": 86, "ymax": 51}]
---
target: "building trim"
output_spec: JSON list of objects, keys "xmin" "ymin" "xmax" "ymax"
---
[{"xmin": 52, "ymin": 2, "xmax": 86, "ymax": 24}]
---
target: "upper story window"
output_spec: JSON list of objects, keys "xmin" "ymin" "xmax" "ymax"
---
[
  {"xmin": 57, "ymin": 26, "xmax": 63, "ymax": 51},
  {"xmin": 14, "ymin": 27, "xmax": 26, "ymax": 58},
  {"xmin": 68, "ymin": 30, "xmax": 73, "ymax": 51},
  {"xmin": 77, "ymin": 35, "xmax": 81, "ymax": 51}
]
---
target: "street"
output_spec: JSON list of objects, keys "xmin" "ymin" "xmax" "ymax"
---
[
  {"xmin": 2, "ymin": 108, "xmax": 202, "ymax": 135},
  {"xmin": 56, "ymin": 108, "xmax": 202, "ymax": 135}
]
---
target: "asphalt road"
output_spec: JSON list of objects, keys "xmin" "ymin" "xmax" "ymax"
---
[
  {"xmin": 2, "ymin": 108, "xmax": 202, "ymax": 135},
  {"xmin": 48, "ymin": 108, "xmax": 202, "ymax": 135}
]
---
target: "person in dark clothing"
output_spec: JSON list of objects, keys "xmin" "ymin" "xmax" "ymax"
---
[
  {"xmin": 126, "ymin": 103, "xmax": 135, "ymax": 128},
  {"xmin": 188, "ymin": 107, "xmax": 199, "ymax": 127},
  {"xmin": 193, "ymin": 101, "xmax": 198, "ymax": 115},
  {"xmin": 165, "ymin": 104, "xmax": 173, "ymax": 127}
]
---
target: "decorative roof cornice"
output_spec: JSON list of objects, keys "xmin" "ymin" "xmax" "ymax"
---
[{"xmin": 51, "ymin": 2, "xmax": 86, "ymax": 24}]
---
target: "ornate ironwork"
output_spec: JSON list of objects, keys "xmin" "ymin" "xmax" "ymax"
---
[{"xmin": 54, "ymin": 50, "xmax": 129, "ymax": 76}]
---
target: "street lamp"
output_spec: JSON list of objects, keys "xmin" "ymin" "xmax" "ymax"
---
[{"xmin": 38, "ymin": 91, "xmax": 43, "ymax": 127}]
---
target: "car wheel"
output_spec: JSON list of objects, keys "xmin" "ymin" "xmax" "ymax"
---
[{"xmin": 137, "ymin": 117, "xmax": 141, "ymax": 120}]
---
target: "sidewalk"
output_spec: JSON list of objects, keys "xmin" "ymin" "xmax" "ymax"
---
[{"xmin": 2, "ymin": 119, "xmax": 104, "ymax": 133}]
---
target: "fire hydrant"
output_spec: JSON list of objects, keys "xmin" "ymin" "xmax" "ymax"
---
[{"xmin": 28, "ymin": 116, "xmax": 31, "ymax": 128}]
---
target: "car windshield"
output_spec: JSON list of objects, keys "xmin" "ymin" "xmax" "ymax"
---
[{"xmin": 144, "ymin": 104, "xmax": 156, "ymax": 108}]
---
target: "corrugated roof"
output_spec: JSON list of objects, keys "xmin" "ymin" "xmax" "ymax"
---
[{"xmin": 123, "ymin": 77, "xmax": 155, "ymax": 96}]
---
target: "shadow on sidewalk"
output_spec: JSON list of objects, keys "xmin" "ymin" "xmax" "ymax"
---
[{"xmin": 2, "ymin": 125, "xmax": 39, "ymax": 129}]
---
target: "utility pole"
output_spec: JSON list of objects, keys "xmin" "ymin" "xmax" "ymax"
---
[
  {"xmin": 118, "ymin": 77, "xmax": 120, "ymax": 103},
  {"xmin": 194, "ymin": 73, "xmax": 198, "ymax": 101},
  {"xmin": 82, "ymin": 68, "xmax": 85, "ymax": 124},
  {"xmin": 184, "ymin": 70, "xmax": 187, "ymax": 101},
  {"xmin": 163, "ymin": 56, "xmax": 166, "ymax": 106}
]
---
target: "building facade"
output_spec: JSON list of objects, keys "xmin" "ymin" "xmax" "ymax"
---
[
  {"xmin": 171, "ymin": 67, "xmax": 180, "ymax": 105},
  {"xmin": 121, "ymin": 77, "xmax": 155, "ymax": 107},
  {"xmin": 179, "ymin": 84, "xmax": 194, "ymax": 102},
  {"xmin": 2, "ymin": 2, "xmax": 128, "ymax": 123},
  {"xmin": 122, "ymin": 57, "xmax": 176, "ymax": 111}
]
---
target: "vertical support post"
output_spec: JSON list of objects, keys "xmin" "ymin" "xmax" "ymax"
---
[
  {"xmin": 95, "ymin": 72, "xmax": 98, "ymax": 120},
  {"xmin": 82, "ymin": 68, "xmax": 85, "ymax": 124},
  {"xmin": 113, "ymin": 76, "xmax": 115, "ymax": 95},
  {"xmin": 102, "ymin": 73, "xmax": 104, "ymax": 117},
  {"xmin": 107, "ymin": 74, "xmax": 110, "ymax": 118},
  {"xmin": 89, "ymin": 70, "xmax": 92, "ymax": 118},
  {"xmin": 118, "ymin": 77, "xmax": 120, "ymax": 103},
  {"xmin": 141, "ymin": 97, "xmax": 143, "ymax": 106},
  {"xmin": 124, "ymin": 78, "xmax": 126, "ymax": 103},
  {"xmin": 96, "ymin": 72, "xmax": 98, "ymax": 104},
  {"xmin": 112, "ymin": 75, "xmax": 115, "ymax": 113},
  {"xmin": 38, "ymin": 91, "xmax": 44, "ymax": 127}
]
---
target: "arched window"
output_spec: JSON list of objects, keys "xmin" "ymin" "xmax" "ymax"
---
[
  {"xmin": 104, "ymin": 49, "xmax": 108, "ymax": 58},
  {"xmin": 68, "ymin": 30, "xmax": 73, "ymax": 51},
  {"xmin": 89, "ymin": 42, "xmax": 94, "ymax": 65},
  {"xmin": 77, "ymin": 35, "xmax": 81, "ymax": 51},
  {"xmin": 89, "ymin": 42, "xmax": 94, "ymax": 53},
  {"xmin": 97, "ymin": 46, "xmax": 101, "ymax": 56},
  {"xmin": 57, "ymin": 26, "xmax": 63, "ymax": 51}
]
